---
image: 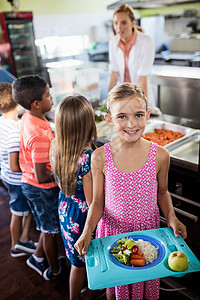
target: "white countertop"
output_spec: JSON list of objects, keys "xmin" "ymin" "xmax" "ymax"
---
[{"xmin": 151, "ymin": 65, "xmax": 200, "ymax": 79}]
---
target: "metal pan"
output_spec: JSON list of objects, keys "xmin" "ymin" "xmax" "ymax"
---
[
  {"xmin": 166, "ymin": 131, "xmax": 200, "ymax": 169},
  {"xmin": 143, "ymin": 120, "xmax": 196, "ymax": 149}
]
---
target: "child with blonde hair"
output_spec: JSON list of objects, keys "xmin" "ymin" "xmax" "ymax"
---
[
  {"xmin": 53, "ymin": 95, "xmax": 97, "ymax": 299},
  {"xmin": 75, "ymin": 83, "xmax": 187, "ymax": 300}
]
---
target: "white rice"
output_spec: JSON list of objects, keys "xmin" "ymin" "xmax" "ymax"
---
[{"xmin": 135, "ymin": 239, "xmax": 158, "ymax": 264}]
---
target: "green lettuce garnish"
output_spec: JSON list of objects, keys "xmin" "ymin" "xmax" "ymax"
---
[
  {"xmin": 124, "ymin": 238, "xmax": 135, "ymax": 250},
  {"xmin": 110, "ymin": 246, "xmax": 121, "ymax": 254},
  {"xmin": 113, "ymin": 253, "xmax": 129, "ymax": 265},
  {"xmin": 116, "ymin": 237, "xmax": 135, "ymax": 250},
  {"xmin": 110, "ymin": 237, "xmax": 136, "ymax": 265}
]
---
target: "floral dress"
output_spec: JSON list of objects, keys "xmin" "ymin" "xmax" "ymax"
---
[{"xmin": 58, "ymin": 149, "xmax": 92, "ymax": 267}]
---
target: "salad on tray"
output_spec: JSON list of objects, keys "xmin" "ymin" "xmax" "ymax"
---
[{"xmin": 110, "ymin": 237, "xmax": 158, "ymax": 267}]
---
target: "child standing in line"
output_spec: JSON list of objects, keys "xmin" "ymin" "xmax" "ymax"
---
[
  {"xmin": 0, "ymin": 82, "xmax": 37, "ymax": 257},
  {"xmin": 75, "ymin": 83, "xmax": 187, "ymax": 300},
  {"xmin": 12, "ymin": 75, "xmax": 66, "ymax": 280},
  {"xmin": 53, "ymin": 96, "xmax": 97, "ymax": 299}
]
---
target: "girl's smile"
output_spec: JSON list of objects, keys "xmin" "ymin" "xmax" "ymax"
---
[{"xmin": 124, "ymin": 129, "xmax": 139, "ymax": 135}]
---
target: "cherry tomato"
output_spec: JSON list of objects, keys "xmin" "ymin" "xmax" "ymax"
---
[
  {"xmin": 132, "ymin": 245, "xmax": 138, "ymax": 254},
  {"xmin": 121, "ymin": 246, "xmax": 126, "ymax": 252}
]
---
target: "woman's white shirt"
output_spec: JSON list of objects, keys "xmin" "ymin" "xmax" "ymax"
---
[
  {"xmin": 109, "ymin": 31, "xmax": 156, "ymax": 107},
  {"xmin": 109, "ymin": 30, "xmax": 155, "ymax": 84}
]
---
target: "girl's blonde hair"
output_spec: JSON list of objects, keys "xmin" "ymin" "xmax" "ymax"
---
[
  {"xmin": 113, "ymin": 4, "xmax": 144, "ymax": 33},
  {"xmin": 53, "ymin": 95, "xmax": 97, "ymax": 196},
  {"xmin": 106, "ymin": 82, "xmax": 148, "ymax": 113}
]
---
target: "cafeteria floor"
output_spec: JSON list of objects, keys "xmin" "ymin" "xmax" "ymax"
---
[{"xmin": 0, "ymin": 182, "xmax": 196, "ymax": 300}]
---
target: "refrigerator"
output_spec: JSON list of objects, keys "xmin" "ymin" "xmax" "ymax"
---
[{"xmin": 0, "ymin": 11, "xmax": 39, "ymax": 77}]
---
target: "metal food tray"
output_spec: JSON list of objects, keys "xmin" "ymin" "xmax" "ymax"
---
[
  {"xmin": 85, "ymin": 227, "xmax": 200, "ymax": 290},
  {"xmin": 143, "ymin": 120, "xmax": 196, "ymax": 149},
  {"xmin": 166, "ymin": 130, "xmax": 200, "ymax": 169}
]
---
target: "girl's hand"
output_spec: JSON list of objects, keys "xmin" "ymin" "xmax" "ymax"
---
[
  {"xmin": 74, "ymin": 233, "xmax": 92, "ymax": 256},
  {"xmin": 168, "ymin": 216, "xmax": 187, "ymax": 240}
]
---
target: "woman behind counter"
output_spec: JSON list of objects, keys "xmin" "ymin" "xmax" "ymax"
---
[{"xmin": 109, "ymin": 4, "xmax": 157, "ymax": 111}]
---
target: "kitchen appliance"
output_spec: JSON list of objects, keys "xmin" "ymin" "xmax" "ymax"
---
[
  {"xmin": 85, "ymin": 227, "xmax": 200, "ymax": 290},
  {"xmin": 155, "ymin": 51, "xmax": 200, "ymax": 67},
  {"xmin": 140, "ymin": 16, "xmax": 165, "ymax": 53},
  {"xmin": 150, "ymin": 65, "xmax": 200, "ymax": 123},
  {"xmin": 0, "ymin": 11, "xmax": 39, "ymax": 77}
]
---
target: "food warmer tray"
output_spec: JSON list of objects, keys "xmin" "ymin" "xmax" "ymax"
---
[
  {"xmin": 166, "ymin": 130, "xmax": 199, "ymax": 166},
  {"xmin": 143, "ymin": 120, "xmax": 196, "ymax": 150},
  {"xmin": 85, "ymin": 227, "xmax": 200, "ymax": 290}
]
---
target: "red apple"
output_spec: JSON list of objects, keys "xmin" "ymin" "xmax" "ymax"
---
[{"xmin": 168, "ymin": 251, "xmax": 188, "ymax": 272}]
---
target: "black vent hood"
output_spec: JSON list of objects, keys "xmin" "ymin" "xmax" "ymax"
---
[{"xmin": 107, "ymin": 0, "xmax": 199, "ymax": 10}]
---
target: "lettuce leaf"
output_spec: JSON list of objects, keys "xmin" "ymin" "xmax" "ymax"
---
[
  {"xmin": 110, "ymin": 246, "xmax": 121, "ymax": 254},
  {"xmin": 124, "ymin": 238, "xmax": 135, "ymax": 250},
  {"xmin": 113, "ymin": 253, "xmax": 129, "ymax": 265}
]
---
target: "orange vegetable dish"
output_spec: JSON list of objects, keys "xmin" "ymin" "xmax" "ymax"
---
[{"xmin": 143, "ymin": 128, "xmax": 184, "ymax": 146}]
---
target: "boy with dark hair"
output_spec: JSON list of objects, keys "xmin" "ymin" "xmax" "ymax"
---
[
  {"xmin": 12, "ymin": 75, "xmax": 66, "ymax": 280},
  {"xmin": 0, "ymin": 82, "xmax": 37, "ymax": 257}
]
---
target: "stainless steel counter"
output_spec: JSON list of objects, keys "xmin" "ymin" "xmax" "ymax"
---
[{"xmin": 150, "ymin": 65, "xmax": 200, "ymax": 122}]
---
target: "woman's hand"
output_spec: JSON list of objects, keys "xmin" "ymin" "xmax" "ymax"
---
[
  {"xmin": 74, "ymin": 233, "xmax": 92, "ymax": 256},
  {"xmin": 167, "ymin": 216, "xmax": 187, "ymax": 240}
]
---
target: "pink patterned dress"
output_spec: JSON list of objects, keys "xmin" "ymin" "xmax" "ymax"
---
[{"xmin": 96, "ymin": 142, "xmax": 160, "ymax": 300}]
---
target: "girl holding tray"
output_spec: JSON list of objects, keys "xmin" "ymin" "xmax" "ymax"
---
[{"xmin": 75, "ymin": 83, "xmax": 187, "ymax": 300}]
